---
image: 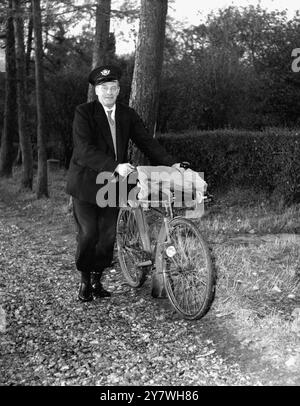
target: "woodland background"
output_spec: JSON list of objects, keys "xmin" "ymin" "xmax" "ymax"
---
[{"xmin": 0, "ymin": 0, "xmax": 300, "ymax": 200}]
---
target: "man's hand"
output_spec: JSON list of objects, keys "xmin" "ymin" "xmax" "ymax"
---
[
  {"xmin": 172, "ymin": 163, "xmax": 182, "ymax": 170},
  {"xmin": 172, "ymin": 163, "xmax": 186, "ymax": 174},
  {"xmin": 115, "ymin": 163, "xmax": 135, "ymax": 177},
  {"xmin": 172, "ymin": 161, "xmax": 191, "ymax": 172}
]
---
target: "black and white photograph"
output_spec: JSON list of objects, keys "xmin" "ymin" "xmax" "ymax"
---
[{"xmin": 0, "ymin": 0, "xmax": 299, "ymax": 391}]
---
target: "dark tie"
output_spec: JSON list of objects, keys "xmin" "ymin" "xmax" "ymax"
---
[{"xmin": 107, "ymin": 109, "xmax": 115, "ymax": 127}]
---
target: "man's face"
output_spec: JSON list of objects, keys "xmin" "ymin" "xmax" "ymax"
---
[{"xmin": 95, "ymin": 80, "xmax": 120, "ymax": 108}]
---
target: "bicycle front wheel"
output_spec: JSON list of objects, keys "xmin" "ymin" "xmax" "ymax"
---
[
  {"xmin": 156, "ymin": 217, "xmax": 216, "ymax": 320},
  {"xmin": 116, "ymin": 207, "xmax": 149, "ymax": 288}
]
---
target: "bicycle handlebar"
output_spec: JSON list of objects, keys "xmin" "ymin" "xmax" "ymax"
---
[{"xmin": 179, "ymin": 161, "xmax": 191, "ymax": 169}]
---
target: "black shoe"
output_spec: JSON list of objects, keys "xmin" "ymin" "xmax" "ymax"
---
[
  {"xmin": 78, "ymin": 282, "xmax": 93, "ymax": 302},
  {"xmin": 92, "ymin": 283, "xmax": 111, "ymax": 298}
]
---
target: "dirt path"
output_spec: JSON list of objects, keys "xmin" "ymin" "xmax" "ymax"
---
[{"xmin": 0, "ymin": 195, "xmax": 298, "ymax": 386}]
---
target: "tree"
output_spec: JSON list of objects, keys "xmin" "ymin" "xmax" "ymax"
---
[
  {"xmin": 25, "ymin": 4, "xmax": 33, "ymax": 76},
  {"xmin": 87, "ymin": 0, "xmax": 112, "ymax": 102},
  {"xmin": 129, "ymin": 0, "xmax": 168, "ymax": 166},
  {"xmin": 0, "ymin": 0, "xmax": 17, "ymax": 177},
  {"xmin": 13, "ymin": 0, "xmax": 33, "ymax": 189},
  {"xmin": 32, "ymin": 0, "xmax": 48, "ymax": 197}
]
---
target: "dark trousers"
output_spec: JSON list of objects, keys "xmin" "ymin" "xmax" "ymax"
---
[{"xmin": 72, "ymin": 198, "xmax": 119, "ymax": 276}]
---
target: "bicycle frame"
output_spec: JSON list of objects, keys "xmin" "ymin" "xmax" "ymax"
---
[
  {"xmin": 134, "ymin": 196, "xmax": 175, "ymax": 248},
  {"xmin": 129, "ymin": 190, "xmax": 206, "ymax": 261},
  {"xmin": 130, "ymin": 206, "xmax": 152, "ymax": 254}
]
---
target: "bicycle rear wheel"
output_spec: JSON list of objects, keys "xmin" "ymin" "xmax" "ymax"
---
[
  {"xmin": 156, "ymin": 217, "xmax": 216, "ymax": 320},
  {"xmin": 116, "ymin": 207, "xmax": 150, "ymax": 288}
]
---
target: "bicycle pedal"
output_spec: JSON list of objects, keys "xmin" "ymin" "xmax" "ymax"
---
[{"xmin": 137, "ymin": 260, "xmax": 153, "ymax": 267}]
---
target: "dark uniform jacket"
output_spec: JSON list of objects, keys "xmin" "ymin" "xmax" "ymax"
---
[{"xmin": 66, "ymin": 100, "xmax": 177, "ymax": 204}]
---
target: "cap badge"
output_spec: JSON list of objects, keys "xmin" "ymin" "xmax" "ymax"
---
[{"xmin": 101, "ymin": 69, "xmax": 110, "ymax": 76}]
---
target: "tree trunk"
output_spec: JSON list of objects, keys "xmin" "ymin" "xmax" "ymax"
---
[
  {"xmin": 15, "ymin": 145, "xmax": 22, "ymax": 165},
  {"xmin": 128, "ymin": 0, "xmax": 168, "ymax": 166},
  {"xmin": 87, "ymin": 0, "xmax": 111, "ymax": 102},
  {"xmin": 25, "ymin": 6, "xmax": 33, "ymax": 77},
  {"xmin": 32, "ymin": 0, "xmax": 48, "ymax": 198},
  {"xmin": 0, "ymin": 0, "xmax": 18, "ymax": 177},
  {"xmin": 12, "ymin": 0, "xmax": 33, "ymax": 189}
]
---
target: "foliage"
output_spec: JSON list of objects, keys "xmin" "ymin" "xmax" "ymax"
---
[
  {"xmin": 37, "ymin": 4, "xmax": 300, "ymax": 133},
  {"xmin": 158, "ymin": 129, "xmax": 300, "ymax": 204},
  {"xmin": 272, "ymin": 138, "xmax": 300, "ymax": 205},
  {"xmin": 159, "ymin": 5, "xmax": 300, "ymax": 132}
]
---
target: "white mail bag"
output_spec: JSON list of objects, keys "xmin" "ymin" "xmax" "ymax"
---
[{"xmin": 135, "ymin": 166, "xmax": 207, "ymax": 209}]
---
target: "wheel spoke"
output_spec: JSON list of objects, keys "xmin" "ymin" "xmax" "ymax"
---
[
  {"xmin": 159, "ymin": 218, "xmax": 215, "ymax": 319},
  {"xmin": 116, "ymin": 208, "xmax": 151, "ymax": 288}
]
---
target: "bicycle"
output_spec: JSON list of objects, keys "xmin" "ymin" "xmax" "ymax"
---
[{"xmin": 116, "ymin": 163, "xmax": 216, "ymax": 320}]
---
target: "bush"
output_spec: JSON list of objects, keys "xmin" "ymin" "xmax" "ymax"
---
[
  {"xmin": 157, "ymin": 129, "xmax": 300, "ymax": 204},
  {"xmin": 272, "ymin": 137, "xmax": 300, "ymax": 204}
]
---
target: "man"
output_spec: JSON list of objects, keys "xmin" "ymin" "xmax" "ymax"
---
[{"xmin": 66, "ymin": 64, "xmax": 178, "ymax": 302}]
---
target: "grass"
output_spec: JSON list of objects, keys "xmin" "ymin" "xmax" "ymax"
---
[
  {"xmin": 199, "ymin": 186, "xmax": 300, "ymax": 236},
  {"xmin": 193, "ymin": 187, "xmax": 300, "ymax": 371},
  {"xmin": 1, "ymin": 167, "xmax": 300, "ymax": 375},
  {"xmin": 213, "ymin": 242, "xmax": 299, "ymax": 311}
]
